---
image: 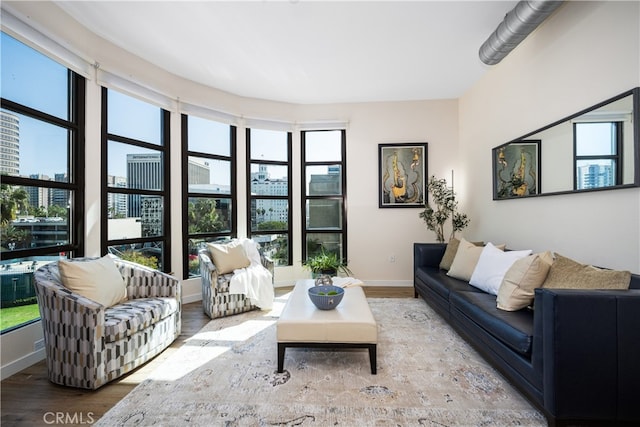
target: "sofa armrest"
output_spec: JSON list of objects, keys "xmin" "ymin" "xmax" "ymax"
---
[
  {"xmin": 115, "ymin": 259, "xmax": 181, "ymax": 301},
  {"xmin": 534, "ymin": 288, "xmax": 640, "ymax": 422},
  {"xmin": 413, "ymin": 243, "xmax": 447, "ymax": 271}
]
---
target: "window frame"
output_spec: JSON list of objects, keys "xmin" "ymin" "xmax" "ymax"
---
[
  {"xmin": 0, "ymin": 42, "xmax": 85, "ymax": 333},
  {"xmin": 181, "ymin": 114, "xmax": 237, "ymax": 279},
  {"xmin": 300, "ymin": 129, "xmax": 348, "ymax": 264},
  {"xmin": 573, "ymin": 121, "xmax": 623, "ymax": 190},
  {"xmin": 246, "ymin": 128, "xmax": 293, "ymax": 266},
  {"xmin": 101, "ymin": 87, "xmax": 171, "ymax": 273}
]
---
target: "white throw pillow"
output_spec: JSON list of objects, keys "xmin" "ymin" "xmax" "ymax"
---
[
  {"xmin": 447, "ymin": 238, "xmax": 501, "ymax": 282},
  {"xmin": 469, "ymin": 243, "xmax": 532, "ymax": 295},
  {"xmin": 58, "ymin": 255, "xmax": 127, "ymax": 307}
]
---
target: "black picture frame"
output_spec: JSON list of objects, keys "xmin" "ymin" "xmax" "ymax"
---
[
  {"xmin": 378, "ymin": 142, "xmax": 427, "ymax": 208},
  {"xmin": 493, "ymin": 140, "xmax": 541, "ymax": 199}
]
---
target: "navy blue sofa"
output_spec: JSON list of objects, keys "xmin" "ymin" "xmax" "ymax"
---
[{"xmin": 413, "ymin": 243, "xmax": 640, "ymax": 426}]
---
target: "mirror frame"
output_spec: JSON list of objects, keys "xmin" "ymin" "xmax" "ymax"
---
[{"xmin": 492, "ymin": 87, "xmax": 640, "ymax": 200}]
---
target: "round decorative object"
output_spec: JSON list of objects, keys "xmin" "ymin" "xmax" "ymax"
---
[
  {"xmin": 308, "ymin": 285, "xmax": 344, "ymax": 310},
  {"xmin": 314, "ymin": 275, "xmax": 333, "ymax": 286}
]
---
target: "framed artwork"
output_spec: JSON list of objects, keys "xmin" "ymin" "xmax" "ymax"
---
[
  {"xmin": 378, "ymin": 142, "xmax": 427, "ymax": 208},
  {"xmin": 493, "ymin": 140, "xmax": 541, "ymax": 199}
]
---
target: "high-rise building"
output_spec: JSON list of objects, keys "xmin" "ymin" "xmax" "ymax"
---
[
  {"xmin": 107, "ymin": 175, "xmax": 127, "ymax": 218},
  {"xmin": 578, "ymin": 164, "xmax": 614, "ymax": 190},
  {"xmin": 188, "ymin": 158, "xmax": 210, "ymax": 185},
  {"xmin": 127, "ymin": 153, "xmax": 162, "ymax": 217},
  {"xmin": 0, "ymin": 110, "xmax": 20, "ymax": 176},
  {"xmin": 250, "ymin": 164, "xmax": 288, "ymax": 223}
]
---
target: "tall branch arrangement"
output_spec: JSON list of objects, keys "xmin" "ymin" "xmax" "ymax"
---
[{"xmin": 418, "ymin": 175, "xmax": 470, "ymax": 243}]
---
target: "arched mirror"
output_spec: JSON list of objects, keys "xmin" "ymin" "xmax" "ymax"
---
[{"xmin": 493, "ymin": 87, "xmax": 639, "ymax": 199}]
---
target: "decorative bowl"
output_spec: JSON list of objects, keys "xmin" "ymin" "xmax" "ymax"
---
[{"xmin": 308, "ymin": 285, "xmax": 344, "ymax": 310}]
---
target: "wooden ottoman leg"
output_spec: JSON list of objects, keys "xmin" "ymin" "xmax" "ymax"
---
[
  {"xmin": 369, "ymin": 344, "xmax": 377, "ymax": 374},
  {"xmin": 277, "ymin": 343, "xmax": 286, "ymax": 373}
]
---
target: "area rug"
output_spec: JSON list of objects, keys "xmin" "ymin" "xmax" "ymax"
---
[{"xmin": 96, "ymin": 294, "xmax": 546, "ymax": 426}]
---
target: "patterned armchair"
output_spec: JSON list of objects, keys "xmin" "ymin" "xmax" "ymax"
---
[
  {"xmin": 199, "ymin": 243, "xmax": 274, "ymax": 319},
  {"xmin": 33, "ymin": 257, "xmax": 181, "ymax": 390}
]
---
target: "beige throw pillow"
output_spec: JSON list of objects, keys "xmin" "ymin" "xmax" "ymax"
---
[
  {"xmin": 497, "ymin": 251, "xmax": 553, "ymax": 311},
  {"xmin": 58, "ymin": 255, "xmax": 127, "ymax": 307},
  {"xmin": 542, "ymin": 253, "xmax": 631, "ymax": 290},
  {"xmin": 447, "ymin": 238, "xmax": 504, "ymax": 282},
  {"xmin": 440, "ymin": 238, "xmax": 484, "ymax": 270},
  {"xmin": 207, "ymin": 240, "xmax": 250, "ymax": 274}
]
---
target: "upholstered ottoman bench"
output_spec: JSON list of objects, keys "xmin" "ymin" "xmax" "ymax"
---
[{"xmin": 276, "ymin": 279, "xmax": 378, "ymax": 374}]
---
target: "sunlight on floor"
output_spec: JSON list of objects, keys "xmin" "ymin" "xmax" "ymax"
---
[{"xmin": 147, "ymin": 291, "xmax": 291, "ymax": 382}]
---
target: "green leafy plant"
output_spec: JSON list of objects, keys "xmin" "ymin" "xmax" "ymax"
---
[
  {"xmin": 302, "ymin": 248, "xmax": 352, "ymax": 277},
  {"xmin": 418, "ymin": 175, "xmax": 470, "ymax": 243}
]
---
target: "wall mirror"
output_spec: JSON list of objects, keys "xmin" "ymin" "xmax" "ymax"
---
[{"xmin": 492, "ymin": 87, "xmax": 639, "ymax": 200}]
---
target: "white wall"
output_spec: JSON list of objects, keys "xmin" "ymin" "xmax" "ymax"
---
[{"xmin": 459, "ymin": 1, "xmax": 640, "ymax": 272}]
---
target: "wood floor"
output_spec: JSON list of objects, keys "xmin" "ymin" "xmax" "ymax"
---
[{"xmin": 1, "ymin": 286, "xmax": 413, "ymax": 427}]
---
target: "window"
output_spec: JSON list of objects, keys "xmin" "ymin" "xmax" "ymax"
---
[
  {"xmin": 182, "ymin": 115, "xmax": 236, "ymax": 278},
  {"xmin": 247, "ymin": 128, "xmax": 292, "ymax": 266},
  {"xmin": 574, "ymin": 121, "xmax": 623, "ymax": 190},
  {"xmin": 301, "ymin": 130, "xmax": 347, "ymax": 264},
  {"xmin": 102, "ymin": 88, "xmax": 170, "ymax": 272},
  {"xmin": 0, "ymin": 32, "xmax": 85, "ymax": 332}
]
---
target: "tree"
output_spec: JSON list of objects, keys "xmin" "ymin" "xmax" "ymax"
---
[
  {"xmin": 188, "ymin": 199, "xmax": 224, "ymax": 234},
  {"xmin": 0, "ymin": 185, "xmax": 29, "ymax": 225},
  {"xmin": 418, "ymin": 176, "xmax": 470, "ymax": 243}
]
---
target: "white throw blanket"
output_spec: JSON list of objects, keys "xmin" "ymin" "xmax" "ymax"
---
[{"xmin": 229, "ymin": 239, "xmax": 274, "ymax": 310}]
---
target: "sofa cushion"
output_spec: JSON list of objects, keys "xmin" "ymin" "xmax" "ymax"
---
[
  {"xmin": 58, "ymin": 255, "xmax": 127, "ymax": 308},
  {"xmin": 104, "ymin": 297, "xmax": 179, "ymax": 343},
  {"xmin": 450, "ymin": 290, "xmax": 534, "ymax": 356},
  {"xmin": 469, "ymin": 243, "xmax": 532, "ymax": 295},
  {"xmin": 416, "ymin": 266, "xmax": 483, "ymax": 301},
  {"xmin": 543, "ymin": 253, "xmax": 631, "ymax": 290}
]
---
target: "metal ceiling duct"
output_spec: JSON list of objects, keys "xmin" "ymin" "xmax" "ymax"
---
[{"xmin": 479, "ymin": 0, "xmax": 564, "ymax": 65}]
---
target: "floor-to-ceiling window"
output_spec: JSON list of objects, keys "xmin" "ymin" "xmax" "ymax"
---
[
  {"xmin": 182, "ymin": 114, "xmax": 236, "ymax": 278},
  {"xmin": 301, "ymin": 130, "xmax": 348, "ymax": 265},
  {"xmin": 246, "ymin": 128, "xmax": 292, "ymax": 266},
  {"xmin": 0, "ymin": 32, "xmax": 85, "ymax": 332},
  {"xmin": 102, "ymin": 88, "xmax": 171, "ymax": 272}
]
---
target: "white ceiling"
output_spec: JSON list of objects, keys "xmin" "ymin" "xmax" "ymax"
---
[{"xmin": 54, "ymin": 1, "xmax": 518, "ymax": 105}]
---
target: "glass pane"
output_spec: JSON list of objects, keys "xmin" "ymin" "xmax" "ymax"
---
[
  {"xmin": 187, "ymin": 157, "xmax": 231, "ymax": 193},
  {"xmin": 306, "ymin": 199, "xmax": 342, "ymax": 229},
  {"xmin": 1, "ymin": 110, "xmax": 69, "ymax": 178},
  {"xmin": 1, "ymin": 185, "xmax": 70, "ymax": 249},
  {"xmin": 187, "ymin": 197, "xmax": 232, "ymax": 234},
  {"xmin": 575, "ymin": 123, "xmax": 617, "ymax": 156},
  {"xmin": 250, "ymin": 129, "xmax": 288, "ymax": 161},
  {"xmin": 108, "ymin": 141, "xmax": 163, "ymax": 190},
  {"xmin": 250, "ymin": 199, "xmax": 289, "ymax": 231},
  {"xmin": 1, "ymin": 33, "xmax": 69, "ymax": 120},
  {"xmin": 576, "ymin": 160, "xmax": 616, "ymax": 190},
  {"xmin": 187, "ymin": 116, "xmax": 230, "ymax": 156},
  {"xmin": 108, "ymin": 241, "xmax": 164, "ymax": 271},
  {"xmin": 306, "ymin": 165, "xmax": 342, "ymax": 195},
  {"xmin": 0, "ymin": 255, "xmax": 66, "ymax": 332},
  {"xmin": 250, "ymin": 163, "xmax": 288, "ymax": 196},
  {"xmin": 305, "ymin": 130, "xmax": 342, "ymax": 162},
  {"xmin": 306, "ymin": 233, "xmax": 343, "ymax": 260},
  {"xmin": 107, "ymin": 194, "xmax": 163, "ymax": 239},
  {"xmin": 107, "ymin": 89, "xmax": 162, "ymax": 144},
  {"xmin": 253, "ymin": 234, "xmax": 289, "ymax": 266}
]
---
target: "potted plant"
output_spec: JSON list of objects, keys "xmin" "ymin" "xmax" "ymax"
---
[
  {"xmin": 419, "ymin": 175, "xmax": 470, "ymax": 243},
  {"xmin": 302, "ymin": 248, "xmax": 353, "ymax": 278}
]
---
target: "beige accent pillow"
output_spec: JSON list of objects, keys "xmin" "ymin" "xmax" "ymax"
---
[
  {"xmin": 207, "ymin": 240, "xmax": 250, "ymax": 274},
  {"xmin": 497, "ymin": 251, "xmax": 553, "ymax": 311},
  {"xmin": 447, "ymin": 238, "xmax": 504, "ymax": 282},
  {"xmin": 542, "ymin": 253, "xmax": 631, "ymax": 290},
  {"xmin": 58, "ymin": 255, "xmax": 127, "ymax": 307},
  {"xmin": 440, "ymin": 238, "xmax": 484, "ymax": 271}
]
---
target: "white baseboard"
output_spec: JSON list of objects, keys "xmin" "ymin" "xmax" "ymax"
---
[
  {"xmin": 1, "ymin": 348, "xmax": 45, "ymax": 381},
  {"xmin": 182, "ymin": 292, "xmax": 202, "ymax": 304}
]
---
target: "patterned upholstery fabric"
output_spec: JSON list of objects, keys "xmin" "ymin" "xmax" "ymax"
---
[
  {"xmin": 199, "ymin": 244, "xmax": 274, "ymax": 319},
  {"xmin": 34, "ymin": 257, "xmax": 181, "ymax": 390}
]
